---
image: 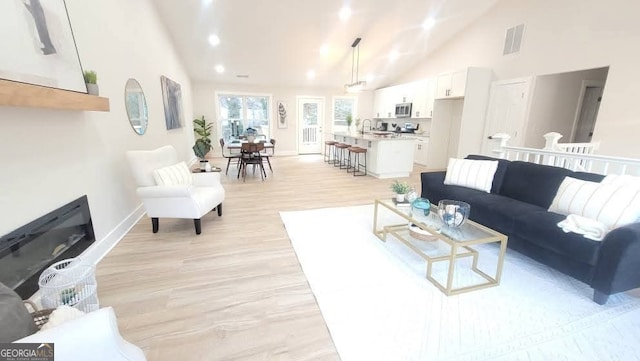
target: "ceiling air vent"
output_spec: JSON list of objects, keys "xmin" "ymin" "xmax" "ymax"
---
[
  {"xmin": 236, "ymin": 74, "xmax": 249, "ymax": 78},
  {"xmin": 503, "ymin": 24, "xmax": 525, "ymax": 55}
]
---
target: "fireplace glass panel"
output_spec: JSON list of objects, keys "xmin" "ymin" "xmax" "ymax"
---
[{"xmin": 0, "ymin": 196, "xmax": 95, "ymax": 298}]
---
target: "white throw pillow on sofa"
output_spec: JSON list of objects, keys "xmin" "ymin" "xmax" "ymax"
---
[
  {"xmin": 443, "ymin": 158, "xmax": 499, "ymax": 193},
  {"xmin": 549, "ymin": 176, "xmax": 640, "ymax": 229},
  {"xmin": 152, "ymin": 161, "xmax": 192, "ymax": 186},
  {"xmin": 601, "ymin": 174, "xmax": 640, "ymax": 186}
]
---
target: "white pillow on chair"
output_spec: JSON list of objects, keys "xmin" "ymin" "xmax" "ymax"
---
[
  {"xmin": 443, "ymin": 158, "xmax": 499, "ymax": 193},
  {"xmin": 152, "ymin": 161, "xmax": 192, "ymax": 186}
]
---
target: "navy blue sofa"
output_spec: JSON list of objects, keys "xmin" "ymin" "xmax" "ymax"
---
[{"xmin": 420, "ymin": 155, "xmax": 640, "ymax": 304}]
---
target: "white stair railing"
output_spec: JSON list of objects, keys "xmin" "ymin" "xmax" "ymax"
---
[
  {"xmin": 490, "ymin": 133, "xmax": 640, "ymax": 176},
  {"xmin": 542, "ymin": 132, "xmax": 600, "ymax": 170}
]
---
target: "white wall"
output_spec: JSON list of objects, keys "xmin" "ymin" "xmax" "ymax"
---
[
  {"xmin": 192, "ymin": 82, "xmax": 374, "ymax": 156},
  {"xmin": 525, "ymin": 67, "xmax": 608, "ymax": 148},
  {"xmin": 398, "ymin": 0, "xmax": 640, "ymax": 157},
  {"xmin": 0, "ymin": 0, "xmax": 193, "ymax": 261}
]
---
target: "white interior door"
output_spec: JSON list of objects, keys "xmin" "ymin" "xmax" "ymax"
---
[
  {"xmin": 573, "ymin": 86, "xmax": 603, "ymax": 143},
  {"xmin": 481, "ymin": 78, "xmax": 532, "ymax": 156},
  {"xmin": 297, "ymin": 97, "xmax": 324, "ymax": 154}
]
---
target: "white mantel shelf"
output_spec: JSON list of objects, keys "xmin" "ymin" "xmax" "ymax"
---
[{"xmin": 0, "ymin": 79, "xmax": 110, "ymax": 112}]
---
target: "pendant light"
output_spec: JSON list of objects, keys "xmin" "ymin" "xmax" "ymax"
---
[{"xmin": 345, "ymin": 37, "xmax": 366, "ymax": 93}]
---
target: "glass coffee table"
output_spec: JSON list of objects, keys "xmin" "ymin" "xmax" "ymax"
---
[{"xmin": 373, "ymin": 199, "xmax": 508, "ymax": 295}]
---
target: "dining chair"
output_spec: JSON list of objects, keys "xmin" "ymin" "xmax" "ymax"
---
[
  {"xmin": 260, "ymin": 139, "xmax": 275, "ymax": 172},
  {"xmin": 237, "ymin": 142, "xmax": 266, "ymax": 181},
  {"xmin": 220, "ymin": 138, "xmax": 241, "ymax": 175}
]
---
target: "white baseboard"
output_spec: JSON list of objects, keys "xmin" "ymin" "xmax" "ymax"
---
[{"xmin": 81, "ymin": 204, "xmax": 145, "ymax": 265}]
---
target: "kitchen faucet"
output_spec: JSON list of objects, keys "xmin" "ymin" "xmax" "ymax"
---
[{"xmin": 361, "ymin": 118, "xmax": 372, "ymax": 134}]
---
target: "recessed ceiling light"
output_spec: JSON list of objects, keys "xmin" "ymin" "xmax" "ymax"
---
[
  {"xmin": 389, "ymin": 50, "xmax": 399, "ymax": 62},
  {"xmin": 320, "ymin": 44, "xmax": 329, "ymax": 57},
  {"xmin": 208, "ymin": 34, "xmax": 220, "ymax": 47},
  {"xmin": 339, "ymin": 6, "xmax": 351, "ymax": 21},
  {"xmin": 422, "ymin": 17, "xmax": 436, "ymax": 30},
  {"xmin": 215, "ymin": 64, "xmax": 224, "ymax": 73},
  {"xmin": 307, "ymin": 70, "xmax": 316, "ymax": 80}
]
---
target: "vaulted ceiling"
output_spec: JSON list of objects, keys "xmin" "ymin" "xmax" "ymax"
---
[{"xmin": 152, "ymin": 0, "xmax": 499, "ymax": 90}]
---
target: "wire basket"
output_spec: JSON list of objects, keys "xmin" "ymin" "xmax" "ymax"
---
[{"xmin": 38, "ymin": 258, "xmax": 99, "ymax": 313}]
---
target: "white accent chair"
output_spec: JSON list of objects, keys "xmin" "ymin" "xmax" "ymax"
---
[
  {"xmin": 126, "ymin": 145, "xmax": 225, "ymax": 234},
  {"xmin": 15, "ymin": 307, "xmax": 146, "ymax": 361}
]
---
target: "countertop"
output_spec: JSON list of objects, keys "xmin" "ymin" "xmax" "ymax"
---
[{"xmin": 330, "ymin": 132, "xmax": 429, "ymax": 141}]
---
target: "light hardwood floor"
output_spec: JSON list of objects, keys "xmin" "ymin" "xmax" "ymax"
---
[{"xmin": 98, "ymin": 154, "xmax": 430, "ymax": 360}]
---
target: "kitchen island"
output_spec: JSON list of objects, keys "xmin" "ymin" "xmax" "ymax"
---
[{"xmin": 330, "ymin": 132, "xmax": 415, "ymax": 178}]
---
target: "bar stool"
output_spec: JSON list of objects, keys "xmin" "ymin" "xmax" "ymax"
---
[
  {"xmin": 348, "ymin": 146, "xmax": 367, "ymax": 176},
  {"xmin": 324, "ymin": 140, "xmax": 337, "ymax": 163},
  {"xmin": 334, "ymin": 143, "xmax": 351, "ymax": 168}
]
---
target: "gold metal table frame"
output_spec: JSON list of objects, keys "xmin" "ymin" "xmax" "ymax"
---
[{"xmin": 373, "ymin": 199, "xmax": 508, "ymax": 295}]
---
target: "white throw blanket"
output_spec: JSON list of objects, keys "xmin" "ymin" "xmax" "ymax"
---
[
  {"xmin": 40, "ymin": 305, "xmax": 85, "ymax": 331},
  {"xmin": 557, "ymin": 214, "xmax": 610, "ymax": 241}
]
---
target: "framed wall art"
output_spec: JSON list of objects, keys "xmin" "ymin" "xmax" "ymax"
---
[
  {"xmin": 160, "ymin": 75, "xmax": 184, "ymax": 130},
  {"xmin": 277, "ymin": 100, "xmax": 287, "ymax": 129},
  {"xmin": 0, "ymin": 0, "xmax": 86, "ymax": 93}
]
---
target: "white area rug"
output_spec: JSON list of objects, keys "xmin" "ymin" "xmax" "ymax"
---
[{"xmin": 280, "ymin": 205, "xmax": 640, "ymax": 361}]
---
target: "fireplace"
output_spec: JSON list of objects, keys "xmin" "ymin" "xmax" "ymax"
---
[{"xmin": 0, "ymin": 196, "xmax": 95, "ymax": 298}]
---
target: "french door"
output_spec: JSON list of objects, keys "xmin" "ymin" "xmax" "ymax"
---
[{"xmin": 297, "ymin": 97, "xmax": 324, "ymax": 154}]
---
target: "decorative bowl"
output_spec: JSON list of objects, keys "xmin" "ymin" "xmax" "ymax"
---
[
  {"xmin": 411, "ymin": 198, "xmax": 431, "ymax": 220},
  {"xmin": 437, "ymin": 200, "xmax": 470, "ymax": 228},
  {"xmin": 408, "ymin": 224, "xmax": 437, "ymax": 241}
]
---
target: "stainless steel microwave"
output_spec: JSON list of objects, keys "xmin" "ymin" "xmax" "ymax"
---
[{"xmin": 395, "ymin": 103, "xmax": 412, "ymax": 118}]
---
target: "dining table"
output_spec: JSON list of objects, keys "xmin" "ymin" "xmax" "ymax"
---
[
  {"xmin": 225, "ymin": 139, "xmax": 274, "ymax": 180},
  {"xmin": 225, "ymin": 139, "xmax": 274, "ymax": 151}
]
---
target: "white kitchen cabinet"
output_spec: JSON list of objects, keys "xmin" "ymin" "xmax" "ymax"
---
[
  {"xmin": 410, "ymin": 79, "xmax": 435, "ymax": 118},
  {"xmin": 332, "ymin": 133, "xmax": 415, "ymax": 178},
  {"xmin": 425, "ymin": 82, "xmax": 435, "ymax": 118},
  {"xmin": 414, "ymin": 137, "xmax": 429, "ymax": 165},
  {"xmin": 373, "ymin": 89, "xmax": 385, "ymax": 119},
  {"xmin": 368, "ymin": 138, "xmax": 415, "ymax": 178},
  {"xmin": 373, "ymin": 87, "xmax": 398, "ymax": 119},
  {"xmin": 374, "ymin": 79, "xmax": 435, "ymax": 119},
  {"xmin": 436, "ymin": 69, "xmax": 468, "ymax": 99},
  {"xmin": 428, "ymin": 67, "xmax": 493, "ymax": 168}
]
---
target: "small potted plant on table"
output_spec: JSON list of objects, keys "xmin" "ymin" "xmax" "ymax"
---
[{"xmin": 391, "ymin": 180, "xmax": 411, "ymax": 202}]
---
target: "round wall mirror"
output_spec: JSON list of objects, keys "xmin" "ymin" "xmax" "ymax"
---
[{"xmin": 124, "ymin": 78, "xmax": 149, "ymax": 135}]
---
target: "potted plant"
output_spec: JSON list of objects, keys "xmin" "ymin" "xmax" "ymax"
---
[
  {"xmin": 346, "ymin": 113, "xmax": 353, "ymax": 133},
  {"xmin": 390, "ymin": 180, "xmax": 411, "ymax": 202},
  {"xmin": 192, "ymin": 116, "xmax": 213, "ymax": 171},
  {"xmin": 83, "ymin": 70, "xmax": 99, "ymax": 96}
]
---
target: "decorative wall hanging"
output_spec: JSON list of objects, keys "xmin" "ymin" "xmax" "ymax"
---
[
  {"xmin": 0, "ymin": 0, "xmax": 86, "ymax": 93},
  {"xmin": 277, "ymin": 100, "xmax": 287, "ymax": 129},
  {"xmin": 160, "ymin": 75, "xmax": 184, "ymax": 130}
]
